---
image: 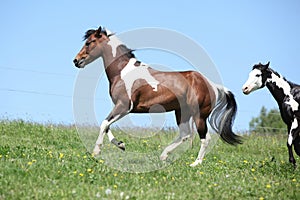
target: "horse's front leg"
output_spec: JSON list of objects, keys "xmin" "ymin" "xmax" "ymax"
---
[
  {"xmin": 93, "ymin": 103, "xmax": 130, "ymax": 156},
  {"xmin": 287, "ymin": 117, "xmax": 300, "ymax": 166}
]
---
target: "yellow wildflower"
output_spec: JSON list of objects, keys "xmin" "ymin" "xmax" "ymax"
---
[{"xmin": 87, "ymin": 168, "xmax": 93, "ymax": 173}]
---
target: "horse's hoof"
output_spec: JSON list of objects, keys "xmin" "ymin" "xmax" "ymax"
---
[
  {"xmin": 190, "ymin": 159, "xmax": 202, "ymax": 167},
  {"xmin": 160, "ymin": 154, "xmax": 168, "ymax": 161},
  {"xmin": 118, "ymin": 141, "xmax": 125, "ymax": 151},
  {"xmin": 93, "ymin": 145, "xmax": 101, "ymax": 156}
]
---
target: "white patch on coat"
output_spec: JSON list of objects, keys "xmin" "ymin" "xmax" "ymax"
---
[
  {"xmin": 289, "ymin": 118, "xmax": 298, "ymax": 145},
  {"xmin": 269, "ymin": 73, "xmax": 299, "ymax": 111},
  {"xmin": 106, "ymin": 29, "xmax": 123, "ymax": 57},
  {"xmin": 120, "ymin": 58, "xmax": 159, "ymax": 99}
]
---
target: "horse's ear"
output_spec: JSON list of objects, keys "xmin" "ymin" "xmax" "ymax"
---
[
  {"xmin": 102, "ymin": 27, "xmax": 108, "ymax": 36},
  {"xmin": 95, "ymin": 26, "xmax": 102, "ymax": 38},
  {"xmin": 260, "ymin": 61, "xmax": 270, "ymax": 71}
]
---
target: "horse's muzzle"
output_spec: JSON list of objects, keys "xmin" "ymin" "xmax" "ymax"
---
[
  {"xmin": 73, "ymin": 58, "xmax": 85, "ymax": 68},
  {"xmin": 73, "ymin": 59, "xmax": 80, "ymax": 68}
]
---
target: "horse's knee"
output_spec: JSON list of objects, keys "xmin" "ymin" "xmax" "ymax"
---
[
  {"xmin": 201, "ymin": 138, "xmax": 209, "ymax": 148},
  {"xmin": 100, "ymin": 119, "xmax": 109, "ymax": 133}
]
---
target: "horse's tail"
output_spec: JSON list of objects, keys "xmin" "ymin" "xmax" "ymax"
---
[{"xmin": 208, "ymin": 85, "xmax": 243, "ymax": 145}]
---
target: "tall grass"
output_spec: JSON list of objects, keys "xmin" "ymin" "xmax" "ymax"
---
[{"xmin": 0, "ymin": 120, "xmax": 299, "ymax": 199}]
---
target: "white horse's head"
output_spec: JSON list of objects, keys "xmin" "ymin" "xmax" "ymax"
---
[{"xmin": 242, "ymin": 62, "xmax": 270, "ymax": 95}]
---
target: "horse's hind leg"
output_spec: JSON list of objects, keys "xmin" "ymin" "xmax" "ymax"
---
[
  {"xmin": 190, "ymin": 115, "xmax": 210, "ymax": 167},
  {"xmin": 160, "ymin": 110, "xmax": 192, "ymax": 161}
]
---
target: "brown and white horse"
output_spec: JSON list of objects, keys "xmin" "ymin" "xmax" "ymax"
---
[{"xmin": 73, "ymin": 26, "xmax": 242, "ymax": 166}]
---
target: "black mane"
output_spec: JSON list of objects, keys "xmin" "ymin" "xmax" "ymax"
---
[
  {"xmin": 82, "ymin": 27, "xmax": 135, "ymax": 59},
  {"xmin": 83, "ymin": 29, "xmax": 96, "ymax": 40},
  {"xmin": 252, "ymin": 63, "xmax": 267, "ymax": 71},
  {"xmin": 253, "ymin": 63, "xmax": 300, "ymax": 88},
  {"xmin": 117, "ymin": 44, "xmax": 135, "ymax": 59},
  {"xmin": 83, "ymin": 27, "xmax": 113, "ymax": 41}
]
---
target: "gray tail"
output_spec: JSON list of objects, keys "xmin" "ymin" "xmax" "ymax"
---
[{"xmin": 208, "ymin": 87, "xmax": 242, "ymax": 145}]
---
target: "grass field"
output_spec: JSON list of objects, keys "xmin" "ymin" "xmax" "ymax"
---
[{"xmin": 0, "ymin": 120, "xmax": 299, "ymax": 199}]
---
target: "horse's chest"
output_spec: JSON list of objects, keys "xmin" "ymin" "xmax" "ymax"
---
[{"xmin": 282, "ymin": 94, "xmax": 300, "ymax": 123}]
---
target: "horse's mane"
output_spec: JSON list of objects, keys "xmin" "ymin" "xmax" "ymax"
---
[
  {"xmin": 267, "ymin": 68, "xmax": 300, "ymax": 87},
  {"xmin": 83, "ymin": 28, "xmax": 114, "ymax": 41},
  {"xmin": 253, "ymin": 64, "xmax": 300, "ymax": 88},
  {"xmin": 83, "ymin": 29, "xmax": 96, "ymax": 40},
  {"xmin": 82, "ymin": 27, "xmax": 135, "ymax": 59},
  {"xmin": 117, "ymin": 44, "xmax": 136, "ymax": 59}
]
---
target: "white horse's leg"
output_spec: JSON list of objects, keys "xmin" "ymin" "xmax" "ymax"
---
[
  {"xmin": 190, "ymin": 133, "xmax": 211, "ymax": 167},
  {"xmin": 288, "ymin": 118, "xmax": 298, "ymax": 146},
  {"xmin": 160, "ymin": 121, "xmax": 191, "ymax": 160},
  {"xmin": 93, "ymin": 119, "xmax": 111, "ymax": 155},
  {"xmin": 93, "ymin": 109, "xmax": 127, "ymax": 155}
]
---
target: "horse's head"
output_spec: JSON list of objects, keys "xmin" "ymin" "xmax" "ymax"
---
[
  {"xmin": 242, "ymin": 62, "xmax": 271, "ymax": 95},
  {"xmin": 73, "ymin": 26, "xmax": 110, "ymax": 68}
]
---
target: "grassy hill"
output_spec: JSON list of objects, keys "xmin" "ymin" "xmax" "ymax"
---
[{"xmin": 0, "ymin": 120, "xmax": 299, "ymax": 199}]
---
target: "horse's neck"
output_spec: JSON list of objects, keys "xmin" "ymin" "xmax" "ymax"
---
[
  {"xmin": 101, "ymin": 45, "xmax": 130, "ymax": 83},
  {"xmin": 266, "ymin": 71, "xmax": 291, "ymax": 107}
]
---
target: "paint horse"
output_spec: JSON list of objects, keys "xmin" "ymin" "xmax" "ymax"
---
[
  {"xmin": 242, "ymin": 62, "xmax": 300, "ymax": 165},
  {"xmin": 73, "ymin": 26, "xmax": 242, "ymax": 167}
]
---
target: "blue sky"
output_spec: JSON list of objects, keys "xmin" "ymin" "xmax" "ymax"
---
[{"xmin": 1, "ymin": 0, "xmax": 300, "ymax": 131}]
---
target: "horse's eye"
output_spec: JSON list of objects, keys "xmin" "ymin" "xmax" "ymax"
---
[
  {"xmin": 255, "ymin": 74, "xmax": 261, "ymax": 77},
  {"xmin": 85, "ymin": 40, "xmax": 95, "ymax": 47}
]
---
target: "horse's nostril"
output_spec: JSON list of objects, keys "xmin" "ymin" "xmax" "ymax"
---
[{"xmin": 73, "ymin": 59, "xmax": 78, "ymax": 64}]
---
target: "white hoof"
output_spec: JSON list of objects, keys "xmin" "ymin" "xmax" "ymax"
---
[
  {"xmin": 190, "ymin": 159, "xmax": 202, "ymax": 167},
  {"xmin": 93, "ymin": 145, "xmax": 101, "ymax": 156},
  {"xmin": 160, "ymin": 154, "xmax": 168, "ymax": 161}
]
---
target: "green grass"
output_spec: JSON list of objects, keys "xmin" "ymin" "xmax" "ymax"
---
[{"xmin": 0, "ymin": 120, "xmax": 299, "ymax": 199}]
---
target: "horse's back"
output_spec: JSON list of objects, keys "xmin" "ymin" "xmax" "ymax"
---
[{"xmin": 130, "ymin": 69, "xmax": 215, "ymax": 113}]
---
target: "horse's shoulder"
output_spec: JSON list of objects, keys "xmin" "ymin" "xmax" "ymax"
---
[{"xmin": 290, "ymin": 85, "xmax": 300, "ymax": 101}]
